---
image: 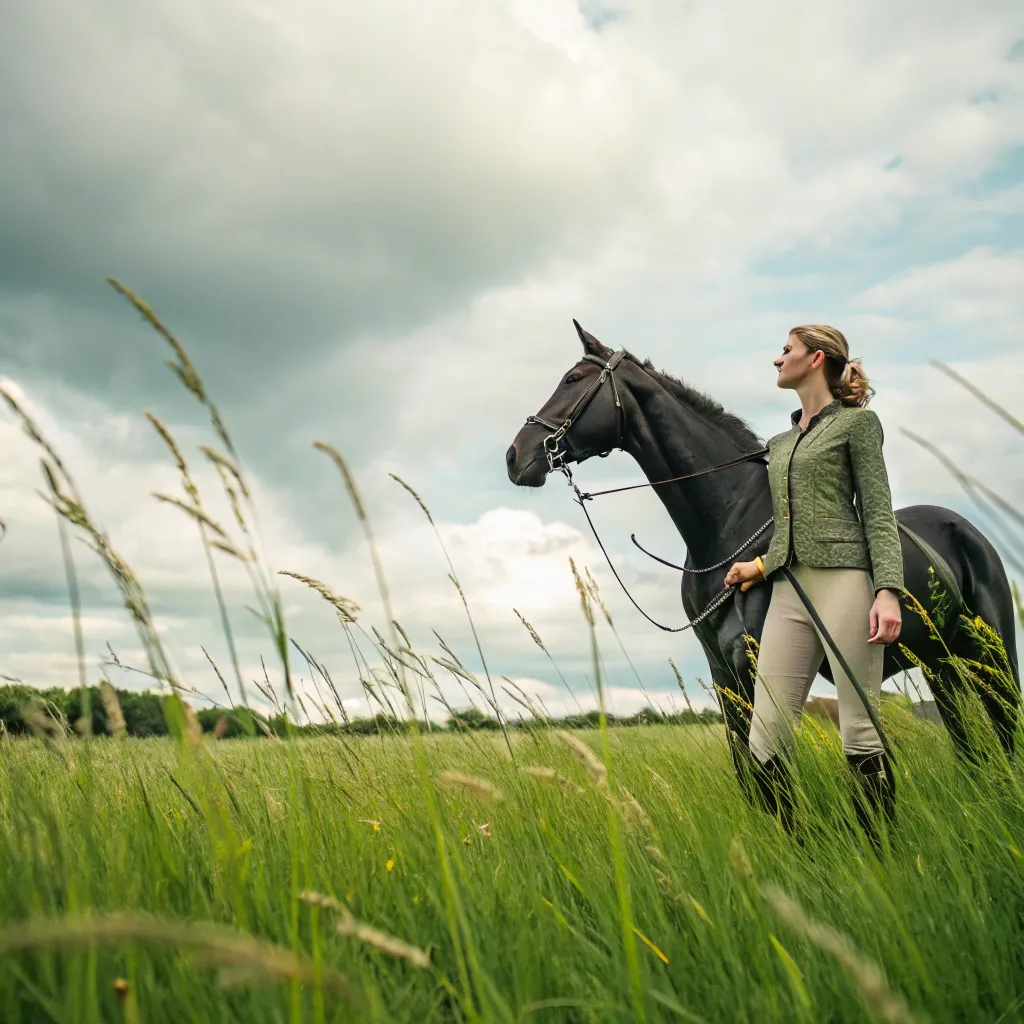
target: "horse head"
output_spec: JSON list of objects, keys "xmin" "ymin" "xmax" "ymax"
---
[{"xmin": 506, "ymin": 321, "xmax": 626, "ymax": 488}]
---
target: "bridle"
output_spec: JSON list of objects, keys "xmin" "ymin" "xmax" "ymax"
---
[
  {"xmin": 522, "ymin": 348, "xmax": 771, "ymax": 633},
  {"xmin": 525, "ymin": 350, "xmax": 628, "ymax": 474}
]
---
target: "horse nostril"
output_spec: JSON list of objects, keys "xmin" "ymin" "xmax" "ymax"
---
[{"xmin": 506, "ymin": 444, "xmax": 518, "ymax": 470}]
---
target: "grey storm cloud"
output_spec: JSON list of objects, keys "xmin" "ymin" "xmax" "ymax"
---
[{"xmin": 0, "ymin": 0, "xmax": 648, "ymax": 413}]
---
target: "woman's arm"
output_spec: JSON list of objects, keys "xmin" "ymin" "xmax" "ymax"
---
[{"xmin": 849, "ymin": 410, "xmax": 904, "ymax": 595}]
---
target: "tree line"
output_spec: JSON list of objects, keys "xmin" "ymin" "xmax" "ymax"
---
[{"xmin": 0, "ymin": 683, "xmax": 723, "ymax": 739}]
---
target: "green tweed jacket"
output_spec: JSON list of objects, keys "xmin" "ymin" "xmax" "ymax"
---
[{"xmin": 760, "ymin": 399, "xmax": 904, "ymax": 594}]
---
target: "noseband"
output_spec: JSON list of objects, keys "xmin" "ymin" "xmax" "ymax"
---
[{"xmin": 524, "ymin": 350, "xmax": 628, "ymax": 475}]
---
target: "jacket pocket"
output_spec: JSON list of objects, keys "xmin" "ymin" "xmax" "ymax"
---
[{"xmin": 817, "ymin": 516, "xmax": 864, "ymax": 542}]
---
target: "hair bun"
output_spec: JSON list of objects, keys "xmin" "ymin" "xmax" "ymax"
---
[{"xmin": 841, "ymin": 358, "xmax": 873, "ymax": 407}]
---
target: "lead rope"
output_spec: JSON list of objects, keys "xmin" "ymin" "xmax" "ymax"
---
[
  {"xmin": 630, "ymin": 518, "xmax": 773, "ymax": 574},
  {"xmin": 570, "ymin": 479, "xmax": 738, "ymax": 633}
]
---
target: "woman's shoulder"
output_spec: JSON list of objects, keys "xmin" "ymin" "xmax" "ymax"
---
[
  {"xmin": 766, "ymin": 426, "xmax": 797, "ymax": 450},
  {"xmin": 837, "ymin": 405, "xmax": 884, "ymax": 441}
]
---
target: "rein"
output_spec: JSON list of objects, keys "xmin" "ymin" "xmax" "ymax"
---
[{"xmin": 523, "ymin": 348, "xmax": 771, "ymax": 633}]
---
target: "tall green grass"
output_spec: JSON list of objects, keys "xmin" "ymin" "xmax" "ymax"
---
[
  {"xmin": 0, "ymin": 286, "xmax": 1022, "ymax": 1022},
  {"xmin": 3, "ymin": 714, "xmax": 1024, "ymax": 1022}
]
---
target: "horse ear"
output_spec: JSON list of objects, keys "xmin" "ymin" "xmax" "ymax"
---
[{"xmin": 573, "ymin": 319, "xmax": 609, "ymax": 358}]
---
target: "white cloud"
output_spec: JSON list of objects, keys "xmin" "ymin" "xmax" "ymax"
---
[
  {"xmin": 855, "ymin": 248, "xmax": 1024, "ymax": 347},
  {"xmin": 1, "ymin": 0, "xmax": 1023, "ymax": 717}
]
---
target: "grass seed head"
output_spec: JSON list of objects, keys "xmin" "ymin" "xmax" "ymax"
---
[
  {"xmin": 181, "ymin": 701, "xmax": 204, "ymax": 749},
  {"xmin": 99, "ymin": 680, "xmax": 127, "ymax": 738},
  {"xmin": 556, "ymin": 730, "xmax": 607, "ymax": 787},
  {"xmin": 0, "ymin": 910, "xmax": 350, "ymax": 996},
  {"xmin": 279, "ymin": 570, "xmax": 360, "ymax": 623},
  {"xmin": 729, "ymin": 835, "xmax": 754, "ymax": 881},
  {"xmin": 513, "ymin": 609, "xmax": 547, "ymax": 652},
  {"xmin": 761, "ymin": 885, "xmax": 919, "ymax": 1024},
  {"xmin": 300, "ymin": 890, "xmax": 430, "ymax": 969},
  {"xmin": 438, "ymin": 770, "xmax": 503, "ymax": 802},
  {"xmin": 619, "ymin": 788, "xmax": 651, "ymax": 830},
  {"xmin": 568, "ymin": 558, "xmax": 595, "ymax": 627}
]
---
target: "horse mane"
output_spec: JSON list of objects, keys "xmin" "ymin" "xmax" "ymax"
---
[{"xmin": 622, "ymin": 351, "xmax": 764, "ymax": 451}]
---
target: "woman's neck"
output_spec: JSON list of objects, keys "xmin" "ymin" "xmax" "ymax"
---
[{"xmin": 794, "ymin": 378, "xmax": 835, "ymax": 429}]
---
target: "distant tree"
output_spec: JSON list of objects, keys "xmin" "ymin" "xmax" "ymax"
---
[
  {"xmin": 0, "ymin": 684, "xmax": 36, "ymax": 734},
  {"xmin": 64, "ymin": 686, "xmax": 109, "ymax": 736},
  {"xmin": 118, "ymin": 690, "xmax": 169, "ymax": 737},
  {"xmin": 446, "ymin": 707, "xmax": 500, "ymax": 731}
]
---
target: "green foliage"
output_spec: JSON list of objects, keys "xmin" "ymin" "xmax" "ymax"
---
[
  {"xmin": 0, "ymin": 716, "xmax": 1023, "ymax": 1023},
  {"xmin": 0, "ymin": 685, "xmax": 724, "ymax": 740}
]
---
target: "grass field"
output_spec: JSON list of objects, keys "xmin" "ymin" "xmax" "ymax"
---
[
  {"xmin": 2, "ymin": 283, "xmax": 1024, "ymax": 1022},
  {"xmin": 3, "ymin": 712, "xmax": 1024, "ymax": 1023}
]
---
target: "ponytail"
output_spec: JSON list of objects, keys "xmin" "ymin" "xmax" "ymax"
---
[
  {"xmin": 789, "ymin": 324, "xmax": 874, "ymax": 407},
  {"xmin": 835, "ymin": 358, "xmax": 873, "ymax": 407}
]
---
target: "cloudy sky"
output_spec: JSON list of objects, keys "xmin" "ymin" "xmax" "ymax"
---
[{"xmin": 1, "ymin": 0, "xmax": 1022, "ymax": 723}]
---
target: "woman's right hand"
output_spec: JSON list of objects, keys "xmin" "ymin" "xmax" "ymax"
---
[{"xmin": 724, "ymin": 560, "xmax": 764, "ymax": 592}]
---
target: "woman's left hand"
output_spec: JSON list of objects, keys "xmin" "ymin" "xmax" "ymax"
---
[
  {"xmin": 869, "ymin": 589, "xmax": 902, "ymax": 645},
  {"xmin": 724, "ymin": 560, "xmax": 764, "ymax": 592}
]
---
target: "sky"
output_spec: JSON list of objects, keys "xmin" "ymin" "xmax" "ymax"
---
[{"xmin": 0, "ymin": 0, "xmax": 1022, "ymax": 724}]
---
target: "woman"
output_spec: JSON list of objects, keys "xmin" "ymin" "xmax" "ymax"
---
[{"xmin": 724, "ymin": 324, "xmax": 903, "ymax": 844}]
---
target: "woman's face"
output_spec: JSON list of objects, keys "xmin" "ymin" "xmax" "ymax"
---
[{"xmin": 774, "ymin": 333, "xmax": 823, "ymax": 390}]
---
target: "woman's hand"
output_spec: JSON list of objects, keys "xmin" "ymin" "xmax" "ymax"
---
[
  {"xmin": 724, "ymin": 560, "xmax": 764, "ymax": 592},
  {"xmin": 869, "ymin": 589, "xmax": 902, "ymax": 645}
]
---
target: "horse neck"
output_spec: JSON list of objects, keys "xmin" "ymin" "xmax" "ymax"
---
[{"xmin": 622, "ymin": 380, "xmax": 770, "ymax": 565}]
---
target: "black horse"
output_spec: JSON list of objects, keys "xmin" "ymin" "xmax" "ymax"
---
[{"xmin": 506, "ymin": 322, "xmax": 1021, "ymax": 769}]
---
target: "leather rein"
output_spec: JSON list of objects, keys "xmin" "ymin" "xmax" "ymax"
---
[{"xmin": 523, "ymin": 349, "xmax": 771, "ymax": 633}]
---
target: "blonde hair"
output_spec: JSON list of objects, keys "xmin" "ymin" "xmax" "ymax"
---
[{"xmin": 789, "ymin": 324, "xmax": 873, "ymax": 407}]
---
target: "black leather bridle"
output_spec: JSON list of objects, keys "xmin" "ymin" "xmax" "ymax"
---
[{"xmin": 524, "ymin": 350, "xmax": 628, "ymax": 474}]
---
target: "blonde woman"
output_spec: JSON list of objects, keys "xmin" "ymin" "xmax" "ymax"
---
[{"xmin": 724, "ymin": 325, "xmax": 903, "ymax": 843}]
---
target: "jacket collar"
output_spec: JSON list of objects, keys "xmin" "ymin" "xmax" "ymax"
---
[{"xmin": 789, "ymin": 397, "xmax": 841, "ymax": 433}]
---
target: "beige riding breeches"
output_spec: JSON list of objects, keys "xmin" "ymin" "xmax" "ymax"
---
[{"xmin": 748, "ymin": 562, "xmax": 885, "ymax": 763}]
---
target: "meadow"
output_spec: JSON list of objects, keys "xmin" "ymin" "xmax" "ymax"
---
[
  {"xmin": 1, "ymin": 282, "xmax": 1023, "ymax": 1023},
  {"xmin": 4, "ymin": 709, "xmax": 1024, "ymax": 1023}
]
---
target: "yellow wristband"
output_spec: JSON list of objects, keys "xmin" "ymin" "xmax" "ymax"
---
[{"xmin": 754, "ymin": 556, "xmax": 766, "ymax": 579}]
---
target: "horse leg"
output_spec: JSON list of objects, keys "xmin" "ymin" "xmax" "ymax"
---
[
  {"xmin": 929, "ymin": 662, "xmax": 989, "ymax": 769},
  {"xmin": 949, "ymin": 516, "xmax": 1023, "ymax": 760},
  {"xmin": 958, "ymin": 591, "xmax": 1021, "ymax": 762}
]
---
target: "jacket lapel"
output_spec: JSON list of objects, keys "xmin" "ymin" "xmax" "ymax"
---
[
  {"xmin": 800, "ymin": 403, "xmax": 842, "ymax": 449},
  {"xmin": 769, "ymin": 428, "xmax": 799, "ymax": 492}
]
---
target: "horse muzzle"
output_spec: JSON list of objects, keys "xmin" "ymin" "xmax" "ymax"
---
[{"xmin": 506, "ymin": 441, "xmax": 550, "ymax": 487}]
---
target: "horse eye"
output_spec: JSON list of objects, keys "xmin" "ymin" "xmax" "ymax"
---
[{"xmin": 565, "ymin": 374, "xmax": 582, "ymax": 386}]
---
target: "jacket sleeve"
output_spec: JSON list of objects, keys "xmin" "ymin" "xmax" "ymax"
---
[
  {"xmin": 759, "ymin": 435, "xmax": 787, "ymax": 578},
  {"xmin": 849, "ymin": 410, "xmax": 904, "ymax": 593}
]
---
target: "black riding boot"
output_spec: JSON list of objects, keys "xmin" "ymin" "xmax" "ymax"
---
[
  {"xmin": 846, "ymin": 751, "xmax": 896, "ymax": 853},
  {"xmin": 740, "ymin": 749, "xmax": 795, "ymax": 834}
]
